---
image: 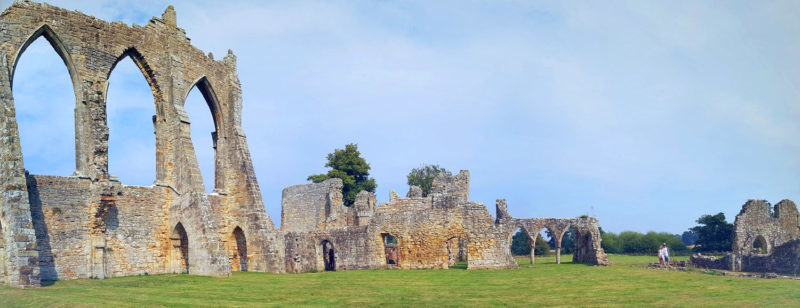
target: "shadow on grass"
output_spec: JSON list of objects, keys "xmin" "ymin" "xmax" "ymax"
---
[
  {"xmin": 41, "ymin": 280, "xmax": 56, "ymax": 287},
  {"xmin": 449, "ymin": 262, "xmax": 468, "ymax": 270}
]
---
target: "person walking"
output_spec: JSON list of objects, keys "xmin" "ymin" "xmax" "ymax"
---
[
  {"xmin": 662, "ymin": 243, "xmax": 670, "ymax": 267},
  {"xmin": 658, "ymin": 244, "xmax": 665, "ymax": 267}
]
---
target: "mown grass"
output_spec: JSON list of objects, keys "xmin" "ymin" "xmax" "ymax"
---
[{"xmin": 1, "ymin": 254, "xmax": 798, "ymax": 307}]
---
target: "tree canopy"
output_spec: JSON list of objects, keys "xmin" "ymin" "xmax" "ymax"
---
[
  {"xmin": 600, "ymin": 230, "xmax": 687, "ymax": 254},
  {"xmin": 689, "ymin": 212, "xmax": 733, "ymax": 252},
  {"xmin": 308, "ymin": 143, "xmax": 376, "ymax": 206},
  {"xmin": 406, "ymin": 164, "xmax": 452, "ymax": 197}
]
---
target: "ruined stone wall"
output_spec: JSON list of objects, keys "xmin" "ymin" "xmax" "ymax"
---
[
  {"xmin": 0, "ymin": 2, "xmax": 282, "ymax": 287},
  {"xmin": 732, "ymin": 200, "xmax": 800, "ymax": 255},
  {"xmin": 690, "ymin": 199, "xmax": 800, "ymax": 274},
  {"xmin": 281, "ymin": 179, "xmax": 344, "ymax": 232},
  {"xmin": 284, "ymin": 227, "xmax": 375, "ymax": 273},
  {"xmin": 24, "ymin": 174, "xmax": 175, "ymax": 280},
  {"xmin": 281, "ymin": 170, "xmax": 605, "ymax": 272},
  {"xmin": 495, "ymin": 199, "xmax": 608, "ymax": 266}
]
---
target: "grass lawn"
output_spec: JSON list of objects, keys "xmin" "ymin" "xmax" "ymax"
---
[{"xmin": 1, "ymin": 254, "xmax": 799, "ymax": 307}]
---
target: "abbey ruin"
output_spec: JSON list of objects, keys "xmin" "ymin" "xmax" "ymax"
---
[
  {"xmin": 0, "ymin": 2, "xmax": 607, "ymax": 288},
  {"xmin": 690, "ymin": 200, "xmax": 800, "ymax": 275}
]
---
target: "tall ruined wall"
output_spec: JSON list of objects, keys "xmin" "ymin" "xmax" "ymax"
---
[
  {"xmin": 0, "ymin": 2, "xmax": 282, "ymax": 287},
  {"xmin": 729, "ymin": 199, "xmax": 800, "ymax": 273},
  {"xmin": 281, "ymin": 179, "xmax": 344, "ymax": 232},
  {"xmin": 732, "ymin": 199, "xmax": 800, "ymax": 255}
]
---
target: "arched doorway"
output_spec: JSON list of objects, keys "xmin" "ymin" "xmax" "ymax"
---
[
  {"xmin": 382, "ymin": 233, "xmax": 398, "ymax": 265},
  {"xmin": 753, "ymin": 235, "xmax": 768, "ymax": 254},
  {"xmin": 446, "ymin": 237, "xmax": 468, "ymax": 269},
  {"xmin": 322, "ymin": 240, "xmax": 335, "ymax": 271},
  {"xmin": 230, "ymin": 227, "xmax": 248, "ymax": 272},
  {"xmin": 171, "ymin": 223, "xmax": 189, "ymax": 273}
]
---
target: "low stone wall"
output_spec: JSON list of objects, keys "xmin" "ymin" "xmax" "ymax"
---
[
  {"xmin": 26, "ymin": 175, "xmax": 174, "ymax": 280},
  {"xmin": 690, "ymin": 254, "xmax": 733, "ymax": 271},
  {"xmin": 739, "ymin": 240, "xmax": 800, "ymax": 275}
]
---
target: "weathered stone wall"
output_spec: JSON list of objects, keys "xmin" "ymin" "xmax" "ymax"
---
[
  {"xmin": 0, "ymin": 1, "xmax": 282, "ymax": 287},
  {"xmin": 732, "ymin": 200, "xmax": 800, "ymax": 256},
  {"xmin": 25, "ymin": 174, "xmax": 178, "ymax": 280},
  {"xmin": 283, "ymin": 170, "xmax": 607, "ymax": 272}
]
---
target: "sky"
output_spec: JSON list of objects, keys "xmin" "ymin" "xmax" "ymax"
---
[{"xmin": 4, "ymin": 0, "xmax": 799, "ymax": 234}]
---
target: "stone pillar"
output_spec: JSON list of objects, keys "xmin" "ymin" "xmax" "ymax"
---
[
  {"xmin": 0, "ymin": 51, "xmax": 40, "ymax": 287},
  {"xmin": 529, "ymin": 245, "xmax": 535, "ymax": 265},
  {"xmin": 555, "ymin": 237, "xmax": 562, "ymax": 264}
]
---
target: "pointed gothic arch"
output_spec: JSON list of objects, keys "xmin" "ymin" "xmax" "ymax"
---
[
  {"xmin": 105, "ymin": 47, "xmax": 161, "ymax": 185},
  {"xmin": 170, "ymin": 223, "xmax": 189, "ymax": 274},
  {"xmin": 10, "ymin": 24, "xmax": 80, "ymax": 175},
  {"xmin": 11, "ymin": 24, "xmax": 80, "ymax": 95},
  {"xmin": 183, "ymin": 76, "xmax": 223, "ymax": 192}
]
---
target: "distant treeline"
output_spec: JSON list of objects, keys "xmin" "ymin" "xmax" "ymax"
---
[{"xmin": 600, "ymin": 229, "xmax": 688, "ymax": 255}]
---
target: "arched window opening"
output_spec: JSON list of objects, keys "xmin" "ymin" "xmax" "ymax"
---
[
  {"xmin": 753, "ymin": 236, "xmax": 768, "ymax": 254},
  {"xmin": 446, "ymin": 237, "xmax": 467, "ymax": 269},
  {"xmin": 12, "ymin": 35, "xmax": 76, "ymax": 176},
  {"xmin": 381, "ymin": 233, "xmax": 398, "ymax": 265},
  {"xmin": 230, "ymin": 227, "xmax": 248, "ymax": 272},
  {"xmin": 107, "ymin": 54, "xmax": 156, "ymax": 185},
  {"xmin": 322, "ymin": 240, "xmax": 335, "ymax": 271},
  {"xmin": 184, "ymin": 79, "xmax": 218, "ymax": 193},
  {"xmin": 171, "ymin": 223, "xmax": 189, "ymax": 274}
]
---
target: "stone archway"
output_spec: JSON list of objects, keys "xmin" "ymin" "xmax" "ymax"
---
[
  {"xmin": 752, "ymin": 235, "xmax": 768, "ymax": 254},
  {"xmin": 381, "ymin": 233, "xmax": 398, "ymax": 265},
  {"xmin": 171, "ymin": 223, "xmax": 189, "ymax": 274},
  {"xmin": 230, "ymin": 227, "xmax": 247, "ymax": 272},
  {"xmin": 445, "ymin": 237, "xmax": 468, "ymax": 269},
  {"xmin": 322, "ymin": 240, "xmax": 335, "ymax": 271}
]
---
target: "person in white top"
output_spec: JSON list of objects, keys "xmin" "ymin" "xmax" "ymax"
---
[
  {"xmin": 662, "ymin": 243, "xmax": 670, "ymax": 266},
  {"xmin": 657, "ymin": 244, "xmax": 664, "ymax": 266}
]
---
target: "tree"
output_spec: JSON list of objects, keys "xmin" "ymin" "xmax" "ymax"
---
[
  {"xmin": 533, "ymin": 234, "xmax": 550, "ymax": 256},
  {"xmin": 406, "ymin": 164, "xmax": 452, "ymax": 197},
  {"xmin": 510, "ymin": 229, "xmax": 531, "ymax": 256},
  {"xmin": 690, "ymin": 212, "xmax": 734, "ymax": 252},
  {"xmin": 308, "ymin": 143, "xmax": 377, "ymax": 206},
  {"xmin": 681, "ymin": 230, "xmax": 698, "ymax": 246}
]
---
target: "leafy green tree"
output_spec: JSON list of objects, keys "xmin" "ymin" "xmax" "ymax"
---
[
  {"xmin": 533, "ymin": 234, "xmax": 550, "ymax": 256},
  {"xmin": 308, "ymin": 143, "xmax": 376, "ymax": 206},
  {"xmin": 690, "ymin": 212, "xmax": 734, "ymax": 252},
  {"xmin": 681, "ymin": 230, "xmax": 698, "ymax": 246},
  {"xmin": 601, "ymin": 231, "xmax": 621, "ymax": 254},
  {"xmin": 510, "ymin": 229, "xmax": 531, "ymax": 256},
  {"xmin": 406, "ymin": 164, "xmax": 452, "ymax": 197}
]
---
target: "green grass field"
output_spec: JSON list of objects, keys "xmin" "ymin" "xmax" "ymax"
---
[{"xmin": 1, "ymin": 254, "xmax": 798, "ymax": 307}]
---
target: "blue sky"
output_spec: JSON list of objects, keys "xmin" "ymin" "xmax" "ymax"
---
[{"xmin": 4, "ymin": 0, "xmax": 799, "ymax": 234}]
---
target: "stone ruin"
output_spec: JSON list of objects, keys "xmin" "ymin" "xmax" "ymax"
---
[
  {"xmin": 690, "ymin": 200, "xmax": 800, "ymax": 275},
  {"xmin": 282, "ymin": 170, "xmax": 608, "ymax": 272},
  {"xmin": 0, "ymin": 2, "xmax": 607, "ymax": 288}
]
